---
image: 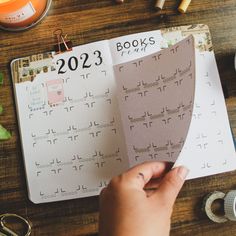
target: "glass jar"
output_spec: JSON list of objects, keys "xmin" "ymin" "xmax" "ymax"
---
[{"xmin": 0, "ymin": 0, "xmax": 51, "ymax": 30}]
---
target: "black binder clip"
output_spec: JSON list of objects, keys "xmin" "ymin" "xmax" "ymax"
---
[{"xmin": 53, "ymin": 29, "xmax": 73, "ymax": 54}]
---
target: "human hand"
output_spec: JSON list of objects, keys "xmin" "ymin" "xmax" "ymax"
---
[{"xmin": 99, "ymin": 162, "xmax": 189, "ymax": 236}]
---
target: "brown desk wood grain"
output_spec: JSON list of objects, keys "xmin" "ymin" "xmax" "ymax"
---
[{"xmin": 1, "ymin": 0, "xmax": 236, "ymax": 235}]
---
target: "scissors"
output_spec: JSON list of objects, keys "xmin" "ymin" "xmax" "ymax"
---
[{"xmin": 0, "ymin": 214, "xmax": 31, "ymax": 236}]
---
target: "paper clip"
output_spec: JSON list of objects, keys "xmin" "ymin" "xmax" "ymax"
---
[
  {"xmin": 0, "ymin": 213, "xmax": 32, "ymax": 236},
  {"xmin": 53, "ymin": 29, "xmax": 73, "ymax": 54}
]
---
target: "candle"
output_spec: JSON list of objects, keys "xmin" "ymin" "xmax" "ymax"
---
[{"xmin": 0, "ymin": 0, "xmax": 48, "ymax": 29}]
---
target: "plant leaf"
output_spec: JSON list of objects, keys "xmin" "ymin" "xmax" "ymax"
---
[
  {"xmin": 0, "ymin": 72, "xmax": 3, "ymax": 85},
  {"xmin": 0, "ymin": 124, "xmax": 11, "ymax": 140}
]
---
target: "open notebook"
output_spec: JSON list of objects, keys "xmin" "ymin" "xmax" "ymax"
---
[{"xmin": 11, "ymin": 24, "xmax": 236, "ymax": 203}]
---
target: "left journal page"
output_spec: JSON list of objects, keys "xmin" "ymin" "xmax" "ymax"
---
[{"xmin": 11, "ymin": 40, "xmax": 128, "ymax": 203}]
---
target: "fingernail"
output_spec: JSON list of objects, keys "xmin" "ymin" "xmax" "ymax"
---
[{"xmin": 177, "ymin": 166, "xmax": 189, "ymax": 180}]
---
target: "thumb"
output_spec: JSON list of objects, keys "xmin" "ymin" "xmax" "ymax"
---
[{"xmin": 152, "ymin": 166, "xmax": 189, "ymax": 208}]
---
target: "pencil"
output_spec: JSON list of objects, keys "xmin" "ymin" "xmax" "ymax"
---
[
  {"xmin": 155, "ymin": 0, "xmax": 166, "ymax": 10},
  {"xmin": 178, "ymin": 0, "xmax": 192, "ymax": 13},
  {"xmin": 116, "ymin": 0, "xmax": 124, "ymax": 3}
]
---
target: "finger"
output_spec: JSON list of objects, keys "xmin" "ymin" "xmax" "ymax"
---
[
  {"xmin": 151, "ymin": 166, "xmax": 189, "ymax": 207},
  {"xmin": 122, "ymin": 161, "xmax": 168, "ymax": 189},
  {"xmin": 144, "ymin": 178, "xmax": 162, "ymax": 189},
  {"xmin": 145, "ymin": 189, "xmax": 157, "ymax": 197},
  {"xmin": 100, "ymin": 187, "xmax": 107, "ymax": 196},
  {"xmin": 144, "ymin": 163, "xmax": 172, "ymax": 189}
]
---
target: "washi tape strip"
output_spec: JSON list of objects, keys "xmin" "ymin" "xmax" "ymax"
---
[
  {"xmin": 202, "ymin": 191, "xmax": 228, "ymax": 223},
  {"xmin": 224, "ymin": 190, "xmax": 236, "ymax": 221}
]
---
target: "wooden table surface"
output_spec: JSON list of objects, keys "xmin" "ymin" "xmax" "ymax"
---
[{"xmin": 1, "ymin": 0, "xmax": 236, "ymax": 235}]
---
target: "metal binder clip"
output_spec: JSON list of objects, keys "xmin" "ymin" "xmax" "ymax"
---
[
  {"xmin": 53, "ymin": 29, "xmax": 73, "ymax": 54},
  {"xmin": 0, "ymin": 213, "xmax": 32, "ymax": 236}
]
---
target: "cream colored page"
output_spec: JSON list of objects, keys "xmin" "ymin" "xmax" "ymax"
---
[
  {"xmin": 174, "ymin": 51, "xmax": 236, "ymax": 178},
  {"xmin": 113, "ymin": 36, "xmax": 195, "ymax": 166},
  {"xmin": 13, "ymin": 40, "xmax": 128, "ymax": 203}
]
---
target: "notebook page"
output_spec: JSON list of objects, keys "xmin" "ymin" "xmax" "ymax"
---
[
  {"xmin": 174, "ymin": 51, "xmax": 236, "ymax": 178},
  {"xmin": 110, "ymin": 25, "xmax": 236, "ymax": 178},
  {"xmin": 113, "ymin": 36, "xmax": 195, "ymax": 166},
  {"xmin": 12, "ymin": 40, "xmax": 128, "ymax": 203}
]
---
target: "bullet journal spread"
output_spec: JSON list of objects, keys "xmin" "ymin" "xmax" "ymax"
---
[{"xmin": 11, "ymin": 25, "xmax": 236, "ymax": 203}]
